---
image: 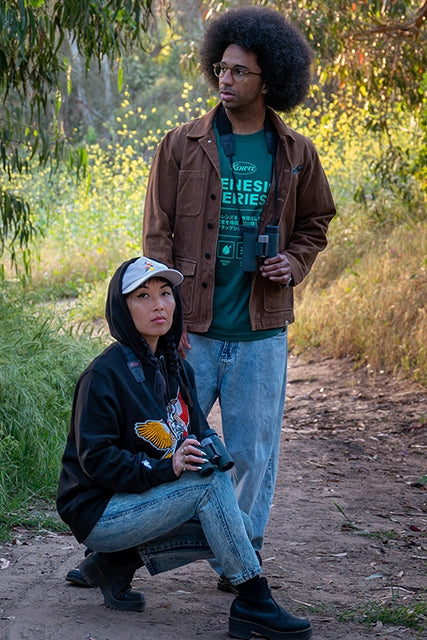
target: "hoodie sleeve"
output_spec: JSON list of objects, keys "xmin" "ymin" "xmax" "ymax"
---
[{"xmin": 71, "ymin": 366, "xmax": 178, "ymax": 494}]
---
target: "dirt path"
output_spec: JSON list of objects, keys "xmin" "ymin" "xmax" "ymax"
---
[{"xmin": 1, "ymin": 354, "xmax": 426, "ymax": 640}]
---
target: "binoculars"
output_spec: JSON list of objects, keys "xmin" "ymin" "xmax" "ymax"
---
[
  {"xmin": 240, "ymin": 224, "xmax": 279, "ymax": 272},
  {"xmin": 186, "ymin": 429, "xmax": 234, "ymax": 477}
]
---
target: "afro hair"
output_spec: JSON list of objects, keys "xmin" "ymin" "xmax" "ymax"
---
[{"xmin": 199, "ymin": 6, "xmax": 313, "ymax": 112}]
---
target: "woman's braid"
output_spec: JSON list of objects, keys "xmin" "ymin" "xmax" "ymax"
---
[
  {"xmin": 161, "ymin": 334, "xmax": 193, "ymax": 407},
  {"xmin": 138, "ymin": 336, "xmax": 161, "ymax": 371}
]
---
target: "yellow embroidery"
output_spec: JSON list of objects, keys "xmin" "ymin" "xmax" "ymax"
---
[{"xmin": 135, "ymin": 420, "xmax": 172, "ymax": 451}]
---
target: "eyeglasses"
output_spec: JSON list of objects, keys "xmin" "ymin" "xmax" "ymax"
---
[{"xmin": 212, "ymin": 62, "xmax": 263, "ymax": 82}]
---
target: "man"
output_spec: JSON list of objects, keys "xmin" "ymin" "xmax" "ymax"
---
[{"xmin": 142, "ymin": 6, "xmax": 336, "ymax": 588}]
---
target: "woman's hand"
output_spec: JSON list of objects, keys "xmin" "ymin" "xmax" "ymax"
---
[{"xmin": 173, "ymin": 438, "xmax": 206, "ymax": 477}]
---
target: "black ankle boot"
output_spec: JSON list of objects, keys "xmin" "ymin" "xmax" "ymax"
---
[
  {"xmin": 229, "ymin": 576, "xmax": 312, "ymax": 639},
  {"xmin": 78, "ymin": 548, "xmax": 145, "ymax": 612},
  {"xmin": 217, "ymin": 550, "xmax": 263, "ymax": 595},
  {"xmin": 66, "ymin": 565, "xmax": 95, "ymax": 588}
]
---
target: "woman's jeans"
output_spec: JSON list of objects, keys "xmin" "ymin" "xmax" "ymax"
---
[
  {"xmin": 83, "ymin": 469, "xmax": 261, "ymax": 586},
  {"xmin": 186, "ymin": 331, "xmax": 288, "ymax": 553}
]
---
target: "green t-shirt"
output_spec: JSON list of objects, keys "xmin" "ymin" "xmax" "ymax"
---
[{"xmin": 205, "ymin": 125, "xmax": 281, "ymax": 341}]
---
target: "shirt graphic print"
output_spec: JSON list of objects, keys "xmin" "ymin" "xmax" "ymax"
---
[
  {"xmin": 207, "ymin": 127, "xmax": 272, "ymax": 340},
  {"xmin": 134, "ymin": 389, "xmax": 190, "ymax": 458}
]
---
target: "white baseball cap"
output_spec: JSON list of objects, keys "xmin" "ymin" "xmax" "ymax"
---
[{"xmin": 122, "ymin": 257, "xmax": 183, "ymax": 294}]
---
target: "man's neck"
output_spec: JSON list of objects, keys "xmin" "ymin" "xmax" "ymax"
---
[{"xmin": 224, "ymin": 106, "xmax": 266, "ymax": 135}]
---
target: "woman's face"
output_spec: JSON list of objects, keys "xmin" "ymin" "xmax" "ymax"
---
[{"xmin": 126, "ymin": 277, "xmax": 176, "ymax": 352}]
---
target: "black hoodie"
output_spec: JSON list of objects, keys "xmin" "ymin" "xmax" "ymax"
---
[{"xmin": 56, "ymin": 259, "xmax": 208, "ymax": 543}]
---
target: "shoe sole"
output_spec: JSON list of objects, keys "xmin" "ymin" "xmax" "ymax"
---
[
  {"xmin": 79, "ymin": 556, "xmax": 146, "ymax": 612},
  {"xmin": 229, "ymin": 616, "xmax": 312, "ymax": 640}
]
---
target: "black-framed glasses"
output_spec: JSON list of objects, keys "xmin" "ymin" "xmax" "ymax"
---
[{"xmin": 212, "ymin": 62, "xmax": 262, "ymax": 82}]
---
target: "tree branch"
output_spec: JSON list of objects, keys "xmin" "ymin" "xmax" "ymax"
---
[{"xmin": 351, "ymin": 0, "xmax": 427, "ymax": 41}]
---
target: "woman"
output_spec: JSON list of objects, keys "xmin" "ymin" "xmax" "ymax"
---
[{"xmin": 56, "ymin": 256, "xmax": 312, "ymax": 640}]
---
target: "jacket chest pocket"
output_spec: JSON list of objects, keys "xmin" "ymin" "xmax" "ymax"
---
[{"xmin": 177, "ymin": 170, "xmax": 207, "ymax": 216}]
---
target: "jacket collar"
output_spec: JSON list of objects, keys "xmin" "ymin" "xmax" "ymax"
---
[{"xmin": 185, "ymin": 103, "xmax": 297, "ymax": 143}]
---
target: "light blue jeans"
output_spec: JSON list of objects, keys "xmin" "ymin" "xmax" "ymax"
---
[
  {"xmin": 83, "ymin": 469, "xmax": 261, "ymax": 586},
  {"xmin": 186, "ymin": 331, "xmax": 288, "ymax": 552}
]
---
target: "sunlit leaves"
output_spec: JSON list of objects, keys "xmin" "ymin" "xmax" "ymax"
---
[{"xmin": 0, "ymin": 0, "xmax": 162, "ymax": 268}]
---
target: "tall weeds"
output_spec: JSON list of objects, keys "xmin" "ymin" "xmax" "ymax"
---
[
  {"xmin": 0, "ymin": 289, "xmax": 104, "ymax": 533},
  {"xmin": 0, "ymin": 90, "xmax": 425, "ymax": 539},
  {"xmin": 291, "ymin": 215, "xmax": 427, "ymax": 384}
]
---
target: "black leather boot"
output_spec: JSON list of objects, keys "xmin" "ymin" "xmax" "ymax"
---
[
  {"xmin": 218, "ymin": 550, "xmax": 262, "ymax": 595},
  {"xmin": 65, "ymin": 566, "xmax": 95, "ymax": 587},
  {"xmin": 65, "ymin": 547, "xmax": 95, "ymax": 587},
  {"xmin": 229, "ymin": 576, "xmax": 312, "ymax": 639},
  {"xmin": 78, "ymin": 548, "xmax": 145, "ymax": 612}
]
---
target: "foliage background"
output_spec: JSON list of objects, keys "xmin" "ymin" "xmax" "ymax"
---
[{"xmin": 0, "ymin": 0, "xmax": 426, "ymax": 536}]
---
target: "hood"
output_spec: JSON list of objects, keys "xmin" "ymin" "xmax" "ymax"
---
[{"xmin": 105, "ymin": 257, "xmax": 184, "ymax": 359}]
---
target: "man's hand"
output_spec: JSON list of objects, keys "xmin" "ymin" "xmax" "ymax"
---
[{"xmin": 260, "ymin": 253, "xmax": 293, "ymax": 285}]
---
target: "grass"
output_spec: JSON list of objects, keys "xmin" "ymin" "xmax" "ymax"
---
[
  {"xmin": 338, "ymin": 590, "xmax": 427, "ymax": 637},
  {"xmin": 0, "ymin": 93, "xmax": 425, "ymax": 545},
  {"xmin": 0, "ymin": 498, "xmax": 69, "ymax": 541},
  {"xmin": 4, "ymin": 87, "xmax": 425, "ymax": 385},
  {"xmin": 290, "ymin": 215, "xmax": 427, "ymax": 385},
  {"xmin": 306, "ymin": 591, "xmax": 427, "ymax": 637},
  {"xmin": 333, "ymin": 503, "xmax": 426, "ymax": 636},
  {"xmin": 333, "ymin": 502, "xmax": 410, "ymax": 541},
  {"xmin": 0, "ymin": 286, "xmax": 105, "ymax": 539}
]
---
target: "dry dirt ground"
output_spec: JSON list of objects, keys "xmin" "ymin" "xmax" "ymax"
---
[{"xmin": 0, "ymin": 353, "xmax": 426, "ymax": 640}]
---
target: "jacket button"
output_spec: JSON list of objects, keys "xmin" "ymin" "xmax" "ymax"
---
[
  {"xmin": 202, "ymin": 282, "xmax": 208, "ymax": 288},
  {"xmin": 210, "ymin": 194, "xmax": 216, "ymax": 200},
  {"xmin": 207, "ymin": 222, "xmax": 213, "ymax": 229},
  {"xmin": 205, "ymin": 253, "xmax": 211, "ymax": 259}
]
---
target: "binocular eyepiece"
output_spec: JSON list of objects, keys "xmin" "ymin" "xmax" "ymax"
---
[{"xmin": 186, "ymin": 429, "xmax": 234, "ymax": 477}]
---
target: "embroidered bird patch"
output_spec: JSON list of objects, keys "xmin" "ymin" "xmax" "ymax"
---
[{"xmin": 134, "ymin": 420, "xmax": 174, "ymax": 458}]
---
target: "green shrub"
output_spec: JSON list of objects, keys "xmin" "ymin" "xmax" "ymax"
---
[
  {"xmin": 0, "ymin": 287, "xmax": 105, "ymax": 533},
  {"xmin": 290, "ymin": 215, "xmax": 427, "ymax": 384}
]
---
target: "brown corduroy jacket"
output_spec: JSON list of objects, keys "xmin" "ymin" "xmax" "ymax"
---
[{"xmin": 143, "ymin": 104, "xmax": 336, "ymax": 332}]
